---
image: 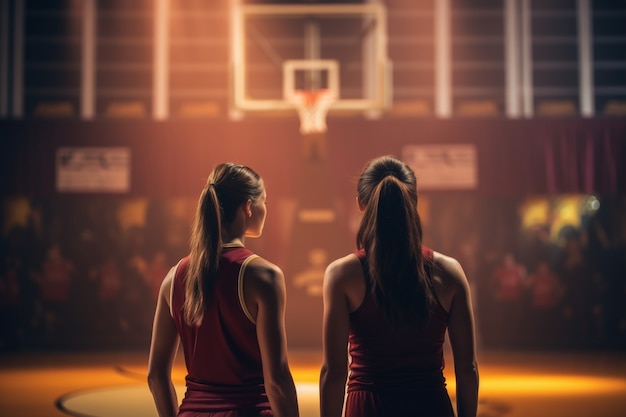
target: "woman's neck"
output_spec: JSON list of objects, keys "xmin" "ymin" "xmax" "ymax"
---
[
  {"xmin": 221, "ymin": 211, "xmax": 247, "ymax": 247},
  {"xmin": 222, "ymin": 237, "xmax": 245, "ymax": 248},
  {"xmin": 221, "ymin": 228, "xmax": 245, "ymax": 248}
]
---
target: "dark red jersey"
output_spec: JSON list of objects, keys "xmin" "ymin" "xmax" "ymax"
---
[
  {"xmin": 346, "ymin": 246, "xmax": 454, "ymax": 417},
  {"xmin": 171, "ymin": 247, "xmax": 271, "ymax": 415}
]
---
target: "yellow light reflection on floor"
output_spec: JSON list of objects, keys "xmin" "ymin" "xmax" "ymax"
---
[
  {"xmin": 478, "ymin": 374, "xmax": 626, "ymax": 396},
  {"xmin": 289, "ymin": 365, "xmax": 626, "ymax": 396},
  {"xmin": 4, "ymin": 351, "xmax": 625, "ymax": 417},
  {"xmin": 292, "ymin": 367, "xmax": 320, "ymax": 383}
]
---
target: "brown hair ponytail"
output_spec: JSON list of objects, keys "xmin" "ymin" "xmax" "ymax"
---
[
  {"xmin": 184, "ymin": 163, "xmax": 263, "ymax": 326},
  {"xmin": 356, "ymin": 156, "xmax": 435, "ymax": 328}
]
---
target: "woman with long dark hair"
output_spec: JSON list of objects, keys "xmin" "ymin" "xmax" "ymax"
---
[
  {"xmin": 148, "ymin": 163, "xmax": 299, "ymax": 417},
  {"xmin": 320, "ymin": 155, "xmax": 479, "ymax": 417}
]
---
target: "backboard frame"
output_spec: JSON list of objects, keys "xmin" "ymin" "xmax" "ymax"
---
[{"xmin": 230, "ymin": 2, "xmax": 391, "ymax": 114}]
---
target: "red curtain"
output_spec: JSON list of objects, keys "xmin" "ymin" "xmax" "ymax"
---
[{"xmin": 542, "ymin": 121, "xmax": 625, "ymax": 196}]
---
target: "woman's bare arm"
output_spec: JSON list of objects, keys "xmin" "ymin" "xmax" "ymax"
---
[
  {"xmin": 439, "ymin": 255, "xmax": 479, "ymax": 417},
  {"xmin": 247, "ymin": 259, "xmax": 299, "ymax": 417},
  {"xmin": 147, "ymin": 269, "xmax": 180, "ymax": 417},
  {"xmin": 320, "ymin": 257, "xmax": 352, "ymax": 417}
]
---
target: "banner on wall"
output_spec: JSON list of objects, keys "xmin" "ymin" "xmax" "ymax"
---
[
  {"xmin": 56, "ymin": 147, "xmax": 131, "ymax": 192},
  {"xmin": 402, "ymin": 144, "xmax": 478, "ymax": 190}
]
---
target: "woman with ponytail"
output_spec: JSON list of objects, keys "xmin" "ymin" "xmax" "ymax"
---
[
  {"xmin": 148, "ymin": 163, "xmax": 299, "ymax": 417},
  {"xmin": 320, "ymin": 155, "xmax": 479, "ymax": 417}
]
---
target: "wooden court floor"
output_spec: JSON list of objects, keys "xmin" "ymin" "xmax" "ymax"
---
[{"xmin": 0, "ymin": 349, "xmax": 625, "ymax": 417}]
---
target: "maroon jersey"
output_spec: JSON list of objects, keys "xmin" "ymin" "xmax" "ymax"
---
[
  {"xmin": 346, "ymin": 246, "xmax": 454, "ymax": 417},
  {"xmin": 171, "ymin": 246, "xmax": 271, "ymax": 415},
  {"xmin": 41, "ymin": 257, "xmax": 72, "ymax": 302}
]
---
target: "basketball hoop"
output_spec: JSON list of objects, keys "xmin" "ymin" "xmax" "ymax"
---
[{"xmin": 287, "ymin": 89, "xmax": 337, "ymax": 135}]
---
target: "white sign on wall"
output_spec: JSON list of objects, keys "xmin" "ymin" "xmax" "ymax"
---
[
  {"xmin": 402, "ymin": 144, "xmax": 478, "ymax": 190},
  {"xmin": 56, "ymin": 147, "xmax": 131, "ymax": 192}
]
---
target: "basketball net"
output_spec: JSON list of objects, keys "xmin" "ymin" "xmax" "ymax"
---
[{"xmin": 288, "ymin": 89, "xmax": 336, "ymax": 135}]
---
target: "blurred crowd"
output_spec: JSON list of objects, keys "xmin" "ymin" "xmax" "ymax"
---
[
  {"xmin": 1, "ymin": 196, "xmax": 625, "ymax": 352},
  {"xmin": 0, "ymin": 198, "xmax": 188, "ymax": 351},
  {"xmin": 476, "ymin": 223, "xmax": 625, "ymax": 350}
]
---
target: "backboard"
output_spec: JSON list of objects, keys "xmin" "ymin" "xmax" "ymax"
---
[{"xmin": 230, "ymin": 2, "xmax": 392, "ymax": 116}]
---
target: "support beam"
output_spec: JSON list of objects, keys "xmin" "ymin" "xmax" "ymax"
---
[
  {"xmin": 12, "ymin": 0, "xmax": 24, "ymax": 118},
  {"xmin": 0, "ymin": 0, "xmax": 9, "ymax": 117},
  {"xmin": 578, "ymin": 0, "xmax": 594, "ymax": 117},
  {"xmin": 229, "ymin": 0, "xmax": 245, "ymax": 119},
  {"xmin": 304, "ymin": 21, "xmax": 321, "ymax": 90},
  {"xmin": 81, "ymin": 0, "xmax": 96, "ymax": 119},
  {"xmin": 505, "ymin": 0, "xmax": 521, "ymax": 118},
  {"xmin": 434, "ymin": 0, "xmax": 451, "ymax": 118},
  {"xmin": 520, "ymin": 0, "xmax": 533, "ymax": 117},
  {"xmin": 153, "ymin": 0, "xmax": 169, "ymax": 119}
]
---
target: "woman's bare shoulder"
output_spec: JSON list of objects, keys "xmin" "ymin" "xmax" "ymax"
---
[
  {"xmin": 432, "ymin": 251, "xmax": 470, "ymax": 290},
  {"xmin": 245, "ymin": 256, "xmax": 284, "ymax": 287},
  {"xmin": 325, "ymin": 253, "xmax": 362, "ymax": 284},
  {"xmin": 158, "ymin": 264, "xmax": 176, "ymax": 305},
  {"xmin": 324, "ymin": 253, "xmax": 366, "ymax": 312},
  {"xmin": 327, "ymin": 252, "xmax": 361, "ymax": 272}
]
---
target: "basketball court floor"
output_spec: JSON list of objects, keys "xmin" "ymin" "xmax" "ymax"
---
[{"xmin": 1, "ymin": 348, "xmax": 625, "ymax": 417}]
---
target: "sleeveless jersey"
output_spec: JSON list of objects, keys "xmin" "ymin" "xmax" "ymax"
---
[
  {"xmin": 171, "ymin": 247, "xmax": 271, "ymax": 414},
  {"xmin": 346, "ymin": 246, "xmax": 454, "ymax": 417}
]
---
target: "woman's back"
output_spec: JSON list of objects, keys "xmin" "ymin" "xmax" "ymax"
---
[
  {"xmin": 171, "ymin": 246, "xmax": 270, "ymax": 413},
  {"xmin": 348, "ymin": 248, "xmax": 448, "ymax": 389},
  {"xmin": 344, "ymin": 247, "xmax": 454, "ymax": 417}
]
